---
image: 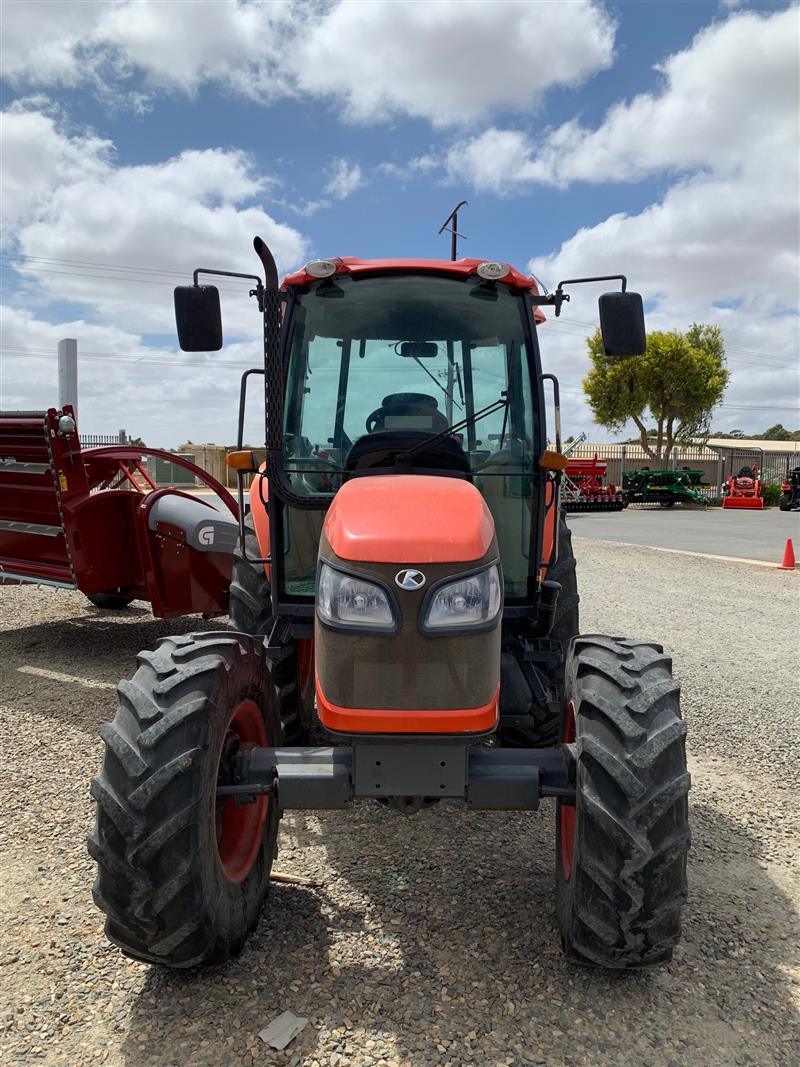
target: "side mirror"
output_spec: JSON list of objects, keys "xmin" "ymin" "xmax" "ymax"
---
[
  {"xmin": 174, "ymin": 285, "xmax": 223, "ymax": 351},
  {"xmin": 598, "ymin": 291, "xmax": 646, "ymax": 357}
]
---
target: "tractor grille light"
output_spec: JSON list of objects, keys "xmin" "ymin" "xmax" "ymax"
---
[
  {"xmin": 305, "ymin": 259, "xmax": 337, "ymax": 279},
  {"xmin": 317, "ymin": 563, "xmax": 395, "ymax": 630},
  {"xmin": 423, "ymin": 564, "xmax": 502, "ymax": 631},
  {"xmin": 476, "ymin": 261, "xmax": 510, "ymax": 281}
]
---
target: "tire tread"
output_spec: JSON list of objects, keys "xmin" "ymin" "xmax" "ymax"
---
[
  {"xmin": 558, "ymin": 635, "xmax": 691, "ymax": 969},
  {"xmin": 88, "ymin": 632, "xmax": 280, "ymax": 967}
]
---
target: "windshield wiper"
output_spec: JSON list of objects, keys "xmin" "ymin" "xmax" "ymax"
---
[
  {"xmin": 411, "ymin": 354, "xmax": 463, "ymax": 411},
  {"xmin": 398, "ymin": 396, "xmax": 508, "ymax": 461}
]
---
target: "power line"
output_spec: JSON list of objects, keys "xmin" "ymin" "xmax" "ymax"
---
[
  {"xmin": 0, "ymin": 345, "xmax": 259, "ymax": 371},
  {"xmin": 1, "ymin": 252, "xmax": 192, "ymax": 278},
  {"xmin": 3, "ymin": 252, "xmax": 797, "ymax": 365},
  {"xmin": 1, "ymin": 262, "xmax": 253, "ymax": 297}
]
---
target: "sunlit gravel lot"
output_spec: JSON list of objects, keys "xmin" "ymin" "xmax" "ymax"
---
[{"xmin": 1, "ymin": 539, "xmax": 798, "ymax": 1067}]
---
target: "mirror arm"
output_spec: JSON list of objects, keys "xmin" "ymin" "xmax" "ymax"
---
[
  {"xmin": 192, "ymin": 268, "xmax": 266, "ymax": 311},
  {"xmin": 532, "ymin": 274, "xmax": 629, "ymax": 317}
]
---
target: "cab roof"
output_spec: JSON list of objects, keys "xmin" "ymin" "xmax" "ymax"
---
[{"xmin": 281, "ymin": 257, "xmax": 542, "ymax": 294}]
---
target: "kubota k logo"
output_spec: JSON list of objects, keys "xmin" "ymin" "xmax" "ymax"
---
[{"xmin": 395, "ymin": 568, "xmax": 426, "ymax": 590}]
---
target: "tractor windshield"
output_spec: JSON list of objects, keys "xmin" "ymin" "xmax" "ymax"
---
[{"xmin": 282, "ymin": 272, "xmax": 540, "ymax": 599}]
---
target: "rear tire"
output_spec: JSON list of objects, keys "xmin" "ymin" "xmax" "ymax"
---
[
  {"xmin": 227, "ymin": 515, "xmax": 312, "ymax": 744},
  {"xmin": 88, "ymin": 632, "xmax": 281, "ymax": 967},
  {"xmin": 228, "ymin": 514, "xmax": 274, "ymax": 636},
  {"xmin": 556, "ymin": 635, "xmax": 690, "ymax": 969},
  {"xmin": 496, "ymin": 513, "xmax": 579, "ymax": 748}
]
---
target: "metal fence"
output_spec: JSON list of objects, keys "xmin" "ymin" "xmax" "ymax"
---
[
  {"xmin": 80, "ymin": 431, "xmax": 129, "ymax": 447},
  {"xmin": 716, "ymin": 447, "xmax": 795, "ymax": 487},
  {"xmin": 566, "ymin": 444, "xmax": 720, "ymax": 494},
  {"xmin": 566, "ymin": 442, "xmax": 798, "ymax": 496}
]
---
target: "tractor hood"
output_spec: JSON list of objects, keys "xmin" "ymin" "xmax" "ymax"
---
[
  {"xmin": 324, "ymin": 474, "xmax": 495, "ymax": 565},
  {"xmin": 314, "ymin": 475, "xmax": 502, "ymax": 734}
]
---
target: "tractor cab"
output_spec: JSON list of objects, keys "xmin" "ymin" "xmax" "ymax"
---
[{"xmin": 277, "ymin": 260, "xmax": 546, "ymax": 603}]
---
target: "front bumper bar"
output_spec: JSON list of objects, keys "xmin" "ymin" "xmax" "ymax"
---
[{"xmin": 218, "ymin": 743, "xmax": 575, "ymax": 812}]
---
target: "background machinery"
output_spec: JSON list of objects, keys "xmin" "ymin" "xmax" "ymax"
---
[
  {"xmin": 779, "ymin": 465, "xmax": 800, "ymax": 511},
  {"xmin": 623, "ymin": 467, "xmax": 708, "ymax": 508},
  {"xmin": 88, "ymin": 236, "xmax": 690, "ymax": 972},
  {"xmin": 562, "ymin": 456, "xmax": 625, "ymax": 512}
]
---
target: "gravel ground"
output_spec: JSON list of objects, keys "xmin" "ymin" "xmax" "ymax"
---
[{"xmin": 0, "ymin": 539, "xmax": 798, "ymax": 1067}]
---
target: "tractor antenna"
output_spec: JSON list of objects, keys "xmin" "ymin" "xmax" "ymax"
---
[{"xmin": 438, "ymin": 200, "xmax": 468, "ymax": 261}]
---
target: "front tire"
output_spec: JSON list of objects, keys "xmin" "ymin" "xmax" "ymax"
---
[
  {"xmin": 556, "ymin": 635, "xmax": 690, "ymax": 969},
  {"xmin": 88, "ymin": 632, "xmax": 281, "ymax": 967}
]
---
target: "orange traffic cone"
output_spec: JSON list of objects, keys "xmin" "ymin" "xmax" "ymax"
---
[{"xmin": 779, "ymin": 538, "xmax": 796, "ymax": 570}]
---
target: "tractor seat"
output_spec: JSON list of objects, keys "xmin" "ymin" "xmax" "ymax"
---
[
  {"xmin": 737, "ymin": 466, "xmax": 755, "ymax": 479},
  {"xmin": 344, "ymin": 429, "xmax": 471, "ymax": 477}
]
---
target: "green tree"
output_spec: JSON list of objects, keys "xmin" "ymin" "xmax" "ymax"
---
[
  {"xmin": 583, "ymin": 323, "xmax": 730, "ymax": 459},
  {"xmin": 759, "ymin": 423, "xmax": 793, "ymax": 441}
]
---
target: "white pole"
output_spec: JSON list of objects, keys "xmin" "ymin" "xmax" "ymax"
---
[{"xmin": 58, "ymin": 338, "xmax": 78, "ymax": 421}]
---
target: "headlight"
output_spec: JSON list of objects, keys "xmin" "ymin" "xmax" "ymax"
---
[
  {"xmin": 317, "ymin": 562, "xmax": 396, "ymax": 632},
  {"xmin": 421, "ymin": 564, "xmax": 502, "ymax": 633}
]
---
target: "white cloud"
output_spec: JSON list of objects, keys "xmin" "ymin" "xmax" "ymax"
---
[
  {"xmin": 516, "ymin": 6, "xmax": 800, "ymax": 437},
  {"xmin": 0, "ymin": 304, "xmax": 266, "ymax": 445},
  {"xmin": 0, "ymin": 1, "xmax": 101, "ymax": 87},
  {"xmin": 293, "ymin": 0, "xmax": 615, "ymax": 126},
  {"xmin": 529, "ymin": 159, "xmax": 800, "ymax": 435},
  {"xmin": 1, "ymin": 107, "xmax": 308, "ymax": 334},
  {"xmin": 445, "ymin": 129, "xmax": 548, "ymax": 192},
  {"xmin": 377, "ymin": 155, "xmax": 439, "ymax": 183},
  {"xmin": 450, "ymin": 6, "xmax": 799, "ymax": 191},
  {"xmin": 1, "ymin": 0, "xmax": 614, "ymax": 125},
  {"xmin": 323, "ymin": 158, "xmax": 365, "ymax": 200},
  {"xmin": 1, "ymin": 108, "xmax": 113, "ymax": 231},
  {"xmin": 533, "ymin": 5, "xmax": 799, "ymax": 186},
  {"xmin": 0, "ymin": 0, "xmax": 297, "ymax": 106}
]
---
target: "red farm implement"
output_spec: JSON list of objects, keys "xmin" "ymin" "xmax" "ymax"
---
[
  {"xmin": 722, "ymin": 464, "xmax": 764, "ymax": 510},
  {"xmin": 562, "ymin": 455, "xmax": 625, "ymax": 512},
  {"xmin": 0, "ymin": 406, "xmax": 239, "ymax": 615}
]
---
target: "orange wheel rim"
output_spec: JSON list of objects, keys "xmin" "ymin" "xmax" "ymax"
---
[
  {"xmin": 215, "ymin": 699, "xmax": 268, "ymax": 883},
  {"xmin": 560, "ymin": 700, "xmax": 577, "ymax": 880}
]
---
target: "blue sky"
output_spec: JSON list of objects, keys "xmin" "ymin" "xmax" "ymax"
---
[{"xmin": 1, "ymin": 0, "xmax": 798, "ymax": 445}]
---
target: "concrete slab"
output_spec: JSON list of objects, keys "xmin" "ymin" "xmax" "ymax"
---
[{"xmin": 567, "ymin": 505, "xmax": 800, "ymax": 563}]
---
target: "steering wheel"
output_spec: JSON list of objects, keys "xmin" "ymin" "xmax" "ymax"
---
[
  {"xmin": 294, "ymin": 454, "xmax": 340, "ymax": 495},
  {"xmin": 365, "ymin": 392, "xmax": 445, "ymax": 433}
]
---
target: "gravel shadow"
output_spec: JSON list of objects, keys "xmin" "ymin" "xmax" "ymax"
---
[
  {"xmin": 0, "ymin": 611, "xmax": 222, "ymax": 735},
  {"xmin": 120, "ymin": 881, "xmax": 336, "ymax": 1067}
]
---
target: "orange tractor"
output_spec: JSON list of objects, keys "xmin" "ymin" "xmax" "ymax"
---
[
  {"xmin": 89, "ymin": 238, "xmax": 690, "ymax": 970},
  {"xmin": 722, "ymin": 463, "xmax": 764, "ymax": 509}
]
